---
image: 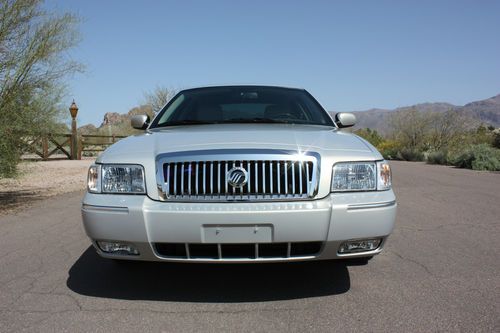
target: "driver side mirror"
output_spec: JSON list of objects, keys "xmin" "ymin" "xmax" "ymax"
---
[
  {"xmin": 131, "ymin": 115, "xmax": 150, "ymax": 130},
  {"xmin": 334, "ymin": 112, "xmax": 356, "ymax": 128}
]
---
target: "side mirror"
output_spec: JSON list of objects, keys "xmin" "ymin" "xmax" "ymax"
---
[
  {"xmin": 334, "ymin": 112, "xmax": 356, "ymax": 128},
  {"xmin": 131, "ymin": 115, "xmax": 150, "ymax": 130}
]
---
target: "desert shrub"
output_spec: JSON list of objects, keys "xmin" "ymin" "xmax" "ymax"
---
[
  {"xmin": 397, "ymin": 148, "xmax": 425, "ymax": 162},
  {"xmin": 469, "ymin": 125, "xmax": 494, "ymax": 146},
  {"xmin": 0, "ymin": 136, "xmax": 19, "ymax": 177},
  {"xmin": 493, "ymin": 129, "xmax": 500, "ymax": 149},
  {"xmin": 426, "ymin": 150, "xmax": 448, "ymax": 165},
  {"xmin": 377, "ymin": 140, "xmax": 400, "ymax": 160},
  {"xmin": 449, "ymin": 144, "xmax": 500, "ymax": 171},
  {"xmin": 354, "ymin": 128, "xmax": 384, "ymax": 147}
]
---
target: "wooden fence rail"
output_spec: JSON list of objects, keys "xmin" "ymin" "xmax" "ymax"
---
[
  {"xmin": 79, "ymin": 134, "xmax": 127, "ymax": 156},
  {"xmin": 20, "ymin": 133, "xmax": 127, "ymax": 160}
]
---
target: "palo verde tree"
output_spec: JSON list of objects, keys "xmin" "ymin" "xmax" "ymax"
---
[
  {"xmin": 143, "ymin": 85, "xmax": 178, "ymax": 114},
  {"xmin": 0, "ymin": 0, "xmax": 82, "ymax": 177}
]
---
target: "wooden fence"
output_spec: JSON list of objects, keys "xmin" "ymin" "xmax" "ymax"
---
[
  {"xmin": 79, "ymin": 134, "xmax": 127, "ymax": 156},
  {"xmin": 21, "ymin": 133, "xmax": 127, "ymax": 160}
]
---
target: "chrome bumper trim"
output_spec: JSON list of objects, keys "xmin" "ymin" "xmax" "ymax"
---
[
  {"xmin": 347, "ymin": 200, "xmax": 396, "ymax": 210},
  {"xmin": 82, "ymin": 204, "xmax": 129, "ymax": 214}
]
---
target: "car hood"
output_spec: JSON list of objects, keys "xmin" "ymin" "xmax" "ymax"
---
[{"xmin": 97, "ymin": 124, "xmax": 380, "ymax": 163}]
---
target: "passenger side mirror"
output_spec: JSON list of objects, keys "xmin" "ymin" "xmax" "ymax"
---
[
  {"xmin": 334, "ymin": 112, "xmax": 356, "ymax": 128},
  {"xmin": 131, "ymin": 115, "xmax": 150, "ymax": 130}
]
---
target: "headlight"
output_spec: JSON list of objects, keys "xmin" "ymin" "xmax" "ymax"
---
[
  {"xmin": 332, "ymin": 162, "xmax": 376, "ymax": 191},
  {"xmin": 87, "ymin": 164, "xmax": 146, "ymax": 194},
  {"xmin": 331, "ymin": 161, "xmax": 392, "ymax": 192}
]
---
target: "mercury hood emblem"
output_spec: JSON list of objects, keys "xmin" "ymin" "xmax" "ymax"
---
[{"xmin": 227, "ymin": 167, "xmax": 248, "ymax": 188}]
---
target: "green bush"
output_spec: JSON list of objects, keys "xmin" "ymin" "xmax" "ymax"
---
[
  {"xmin": 377, "ymin": 140, "xmax": 401, "ymax": 160},
  {"xmin": 450, "ymin": 144, "xmax": 500, "ymax": 171},
  {"xmin": 493, "ymin": 129, "xmax": 500, "ymax": 149},
  {"xmin": 0, "ymin": 135, "xmax": 19, "ymax": 178},
  {"xmin": 354, "ymin": 128, "xmax": 384, "ymax": 147},
  {"xmin": 426, "ymin": 150, "xmax": 448, "ymax": 165},
  {"xmin": 397, "ymin": 148, "xmax": 424, "ymax": 162}
]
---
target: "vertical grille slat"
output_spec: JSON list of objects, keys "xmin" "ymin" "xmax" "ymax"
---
[
  {"xmin": 224, "ymin": 162, "xmax": 228, "ymax": 194},
  {"xmin": 262, "ymin": 161, "xmax": 266, "ymax": 194},
  {"xmin": 277, "ymin": 161, "xmax": 281, "ymax": 196},
  {"xmin": 247, "ymin": 161, "xmax": 251, "ymax": 195},
  {"xmin": 210, "ymin": 162, "xmax": 214, "ymax": 195},
  {"xmin": 254, "ymin": 161, "xmax": 258, "ymax": 194},
  {"xmin": 166, "ymin": 164, "xmax": 171, "ymax": 197},
  {"xmin": 217, "ymin": 162, "xmax": 221, "ymax": 196},
  {"xmin": 188, "ymin": 162, "xmax": 192, "ymax": 196},
  {"xmin": 269, "ymin": 161, "xmax": 274, "ymax": 195},
  {"xmin": 284, "ymin": 161, "xmax": 288, "ymax": 195},
  {"xmin": 162, "ymin": 153, "xmax": 318, "ymax": 201},
  {"xmin": 240, "ymin": 161, "xmax": 244, "ymax": 200},
  {"xmin": 299, "ymin": 161, "xmax": 303, "ymax": 195},
  {"xmin": 306, "ymin": 162, "xmax": 310, "ymax": 196},
  {"xmin": 180, "ymin": 163, "xmax": 185, "ymax": 196},
  {"xmin": 202, "ymin": 162, "xmax": 206, "ymax": 195},
  {"xmin": 195, "ymin": 163, "xmax": 199, "ymax": 195},
  {"xmin": 173, "ymin": 163, "xmax": 178, "ymax": 195}
]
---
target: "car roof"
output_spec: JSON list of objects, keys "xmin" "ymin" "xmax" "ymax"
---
[{"xmin": 178, "ymin": 85, "xmax": 306, "ymax": 94}]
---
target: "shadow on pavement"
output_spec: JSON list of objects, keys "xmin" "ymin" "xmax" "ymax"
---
[
  {"xmin": 0, "ymin": 190, "xmax": 42, "ymax": 213},
  {"xmin": 67, "ymin": 247, "xmax": 351, "ymax": 302}
]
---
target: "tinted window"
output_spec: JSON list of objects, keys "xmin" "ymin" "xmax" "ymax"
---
[{"xmin": 151, "ymin": 86, "xmax": 334, "ymax": 127}]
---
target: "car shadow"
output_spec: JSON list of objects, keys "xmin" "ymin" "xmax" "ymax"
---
[{"xmin": 67, "ymin": 247, "xmax": 351, "ymax": 302}]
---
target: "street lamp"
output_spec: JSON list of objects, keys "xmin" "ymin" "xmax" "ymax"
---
[{"xmin": 69, "ymin": 100, "xmax": 79, "ymax": 160}]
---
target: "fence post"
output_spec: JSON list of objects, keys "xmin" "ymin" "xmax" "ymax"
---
[
  {"xmin": 69, "ymin": 100, "xmax": 79, "ymax": 160},
  {"xmin": 42, "ymin": 135, "xmax": 49, "ymax": 160},
  {"xmin": 77, "ymin": 137, "xmax": 82, "ymax": 160}
]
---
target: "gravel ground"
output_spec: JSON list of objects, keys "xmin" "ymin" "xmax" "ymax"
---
[{"xmin": 0, "ymin": 159, "xmax": 94, "ymax": 214}]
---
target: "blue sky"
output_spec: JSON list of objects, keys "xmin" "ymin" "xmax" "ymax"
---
[{"xmin": 47, "ymin": 0, "xmax": 500, "ymax": 126}]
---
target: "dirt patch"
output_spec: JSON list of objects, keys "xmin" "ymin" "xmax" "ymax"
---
[{"xmin": 0, "ymin": 159, "xmax": 94, "ymax": 214}]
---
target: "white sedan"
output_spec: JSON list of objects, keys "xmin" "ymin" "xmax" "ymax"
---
[{"xmin": 82, "ymin": 85, "xmax": 396, "ymax": 263}]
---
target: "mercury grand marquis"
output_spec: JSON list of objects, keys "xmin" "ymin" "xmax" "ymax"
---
[{"xmin": 82, "ymin": 85, "xmax": 397, "ymax": 263}]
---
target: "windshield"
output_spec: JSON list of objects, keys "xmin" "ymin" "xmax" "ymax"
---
[{"xmin": 150, "ymin": 86, "xmax": 335, "ymax": 128}]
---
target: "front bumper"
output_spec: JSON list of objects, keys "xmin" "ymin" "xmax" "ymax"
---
[{"xmin": 81, "ymin": 191, "xmax": 396, "ymax": 262}]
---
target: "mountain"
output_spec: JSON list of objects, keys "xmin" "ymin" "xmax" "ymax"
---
[
  {"xmin": 80, "ymin": 94, "xmax": 500, "ymax": 136},
  {"xmin": 330, "ymin": 94, "xmax": 500, "ymax": 133},
  {"xmin": 79, "ymin": 105, "xmax": 153, "ymax": 136},
  {"xmin": 460, "ymin": 94, "xmax": 500, "ymax": 126}
]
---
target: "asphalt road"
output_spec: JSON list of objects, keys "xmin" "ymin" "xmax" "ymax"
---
[{"xmin": 0, "ymin": 161, "xmax": 499, "ymax": 332}]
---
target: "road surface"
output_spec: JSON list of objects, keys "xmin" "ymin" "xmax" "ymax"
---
[{"xmin": 0, "ymin": 161, "xmax": 499, "ymax": 332}]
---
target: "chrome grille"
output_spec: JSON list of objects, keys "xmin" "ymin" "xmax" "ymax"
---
[{"xmin": 155, "ymin": 149, "xmax": 320, "ymax": 201}]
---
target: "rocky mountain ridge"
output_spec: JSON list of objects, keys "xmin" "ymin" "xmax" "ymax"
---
[
  {"xmin": 331, "ymin": 93, "xmax": 500, "ymax": 132},
  {"xmin": 79, "ymin": 94, "xmax": 500, "ymax": 135}
]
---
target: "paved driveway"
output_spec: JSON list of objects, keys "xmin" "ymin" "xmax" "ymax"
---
[{"xmin": 0, "ymin": 161, "xmax": 499, "ymax": 332}]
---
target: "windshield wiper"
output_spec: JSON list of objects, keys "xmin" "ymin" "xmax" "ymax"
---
[{"xmin": 161, "ymin": 120, "xmax": 215, "ymax": 127}]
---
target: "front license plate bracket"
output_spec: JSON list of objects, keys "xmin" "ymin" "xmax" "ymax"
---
[{"xmin": 202, "ymin": 224, "xmax": 273, "ymax": 243}]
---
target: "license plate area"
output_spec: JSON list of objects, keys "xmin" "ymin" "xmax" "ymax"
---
[{"xmin": 203, "ymin": 224, "xmax": 273, "ymax": 243}]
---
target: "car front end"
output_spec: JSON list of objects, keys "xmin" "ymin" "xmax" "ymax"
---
[{"xmin": 81, "ymin": 86, "xmax": 397, "ymax": 263}]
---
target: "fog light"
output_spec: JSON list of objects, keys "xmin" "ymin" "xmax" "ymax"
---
[
  {"xmin": 97, "ymin": 241, "xmax": 140, "ymax": 255},
  {"xmin": 338, "ymin": 238, "xmax": 382, "ymax": 254}
]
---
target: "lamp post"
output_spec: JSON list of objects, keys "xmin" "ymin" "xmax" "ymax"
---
[{"xmin": 69, "ymin": 100, "xmax": 79, "ymax": 160}]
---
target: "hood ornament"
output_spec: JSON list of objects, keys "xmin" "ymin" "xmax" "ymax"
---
[{"xmin": 227, "ymin": 167, "xmax": 248, "ymax": 188}]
